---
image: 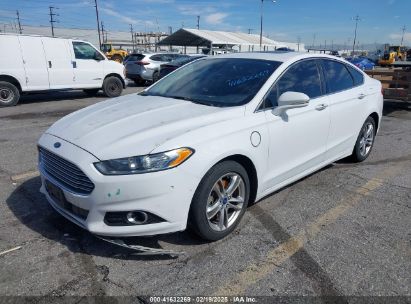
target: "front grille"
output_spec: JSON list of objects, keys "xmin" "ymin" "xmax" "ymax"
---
[{"xmin": 39, "ymin": 147, "xmax": 95, "ymax": 195}]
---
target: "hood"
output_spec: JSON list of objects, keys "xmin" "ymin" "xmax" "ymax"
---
[{"xmin": 46, "ymin": 94, "xmax": 243, "ymax": 160}]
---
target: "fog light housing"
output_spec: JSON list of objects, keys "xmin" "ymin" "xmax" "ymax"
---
[
  {"xmin": 104, "ymin": 211, "xmax": 166, "ymax": 226},
  {"xmin": 126, "ymin": 211, "xmax": 148, "ymax": 225}
]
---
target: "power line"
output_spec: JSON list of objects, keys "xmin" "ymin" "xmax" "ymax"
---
[
  {"xmin": 49, "ymin": 6, "xmax": 59, "ymax": 37},
  {"xmin": 94, "ymin": 0, "xmax": 102, "ymax": 49},
  {"xmin": 16, "ymin": 10, "xmax": 23, "ymax": 34}
]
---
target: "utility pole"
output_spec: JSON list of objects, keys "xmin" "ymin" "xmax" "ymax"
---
[
  {"xmin": 247, "ymin": 28, "xmax": 254, "ymax": 34},
  {"xmin": 312, "ymin": 33, "xmax": 316, "ymax": 48},
  {"xmin": 130, "ymin": 24, "xmax": 134, "ymax": 51},
  {"xmin": 16, "ymin": 10, "xmax": 22, "ymax": 34},
  {"xmin": 197, "ymin": 15, "xmax": 200, "ymax": 30},
  {"xmin": 49, "ymin": 6, "xmax": 58, "ymax": 37},
  {"xmin": 352, "ymin": 15, "xmax": 361, "ymax": 55},
  {"xmin": 101, "ymin": 21, "xmax": 105, "ymax": 43},
  {"xmin": 297, "ymin": 36, "xmax": 301, "ymax": 51},
  {"xmin": 94, "ymin": 0, "xmax": 102, "ymax": 49},
  {"xmin": 400, "ymin": 25, "xmax": 406, "ymax": 46}
]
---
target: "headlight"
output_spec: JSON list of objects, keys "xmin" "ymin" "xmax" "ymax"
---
[{"xmin": 94, "ymin": 147, "xmax": 194, "ymax": 175}]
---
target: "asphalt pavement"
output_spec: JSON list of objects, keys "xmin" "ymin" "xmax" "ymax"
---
[{"xmin": 0, "ymin": 87, "xmax": 410, "ymax": 302}]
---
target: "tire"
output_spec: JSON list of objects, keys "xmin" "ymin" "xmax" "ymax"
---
[
  {"xmin": 102, "ymin": 76, "xmax": 123, "ymax": 98},
  {"xmin": 111, "ymin": 54, "xmax": 123, "ymax": 63},
  {"xmin": 0, "ymin": 81, "xmax": 20, "ymax": 107},
  {"xmin": 152, "ymin": 71, "xmax": 159, "ymax": 83},
  {"xmin": 83, "ymin": 88, "xmax": 100, "ymax": 96},
  {"xmin": 189, "ymin": 161, "xmax": 250, "ymax": 241},
  {"xmin": 350, "ymin": 116, "xmax": 376, "ymax": 162}
]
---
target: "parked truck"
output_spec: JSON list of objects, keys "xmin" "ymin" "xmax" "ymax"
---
[{"xmin": 0, "ymin": 34, "xmax": 126, "ymax": 107}]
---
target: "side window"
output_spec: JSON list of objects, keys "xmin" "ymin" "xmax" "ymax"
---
[
  {"xmin": 73, "ymin": 42, "xmax": 98, "ymax": 60},
  {"xmin": 346, "ymin": 64, "xmax": 364, "ymax": 86},
  {"xmin": 265, "ymin": 60, "xmax": 322, "ymax": 108},
  {"xmin": 150, "ymin": 54, "xmax": 163, "ymax": 61},
  {"xmin": 322, "ymin": 60, "xmax": 354, "ymax": 93}
]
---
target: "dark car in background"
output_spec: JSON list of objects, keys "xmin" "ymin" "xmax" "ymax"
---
[{"xmin": 159, "ymin": 55, "xmax": 207, "ymax": 80}]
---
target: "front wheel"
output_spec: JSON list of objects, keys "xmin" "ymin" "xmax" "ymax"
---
[
  {"xmin": 350, "ymin": 116, "xmax": 376, "ymax": 162},
  {"xmin": 189, "ymin": 161, "xmax": 250, "ymax": 241},
  {"xmin": 102, "ymin": 76, "xmax": 123, "ymax": 98},
  {"xmin": 0, "ymin": 81, "xmax": 20, "ymax": 107}
]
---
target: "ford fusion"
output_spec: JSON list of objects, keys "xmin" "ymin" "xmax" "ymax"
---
[{"xmin": 38, "ymin": 53, "xmax": 383, "ymax": 241}]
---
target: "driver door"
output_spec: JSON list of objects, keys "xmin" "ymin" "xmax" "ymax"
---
[
  {"xmin": 71, "ymin": 41, "xmax": 105, "ymax": 88},
  {"xmin": 261, "ymin": 59, "xmax": 331, "ymax": 191}
]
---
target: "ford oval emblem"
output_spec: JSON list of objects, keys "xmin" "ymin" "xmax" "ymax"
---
[{"xmin": 54, "ymin": 142, "xmax": 61, "ymax": 148}]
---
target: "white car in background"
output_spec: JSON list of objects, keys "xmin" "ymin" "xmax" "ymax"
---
[
  {"xmin": 38, "ymin": 52, "xmax": 383, "ymax": 241},
  {"xmin": 0, "ymin": 34, "xmax": 126, "ymax": 107}
]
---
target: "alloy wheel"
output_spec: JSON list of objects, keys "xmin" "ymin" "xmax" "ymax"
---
[
  {"xmin": 359, "ymin": 122, "xmax": 374, "ymax": 157},
  {"xmin": 206, "ymin": 172, "xmax": 245, "ymax": 232}
]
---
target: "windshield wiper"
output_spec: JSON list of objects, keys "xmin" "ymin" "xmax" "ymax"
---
[{"xmin": 166, "ymin": 95, "xmax": 217, "ymax": 107}]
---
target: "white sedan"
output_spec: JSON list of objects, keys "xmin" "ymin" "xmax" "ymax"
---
[{"xmin": 38, "ymin": 52, "xmax": 383, "ymax": 241}]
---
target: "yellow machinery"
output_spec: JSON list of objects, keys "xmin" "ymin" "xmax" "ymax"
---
[
  {"xmin": 101, "ymin": 43, "xmax": 128, "ymax": 63},
  {"xmin": 378, "ymin": 45, "xmax": 408, "ymax": 66}
]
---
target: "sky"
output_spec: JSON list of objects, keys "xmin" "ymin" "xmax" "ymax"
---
[{"xmin": 0, "ymin": 0, "xmax": 410, "ymax": 46}]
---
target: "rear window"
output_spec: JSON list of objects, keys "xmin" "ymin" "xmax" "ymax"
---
[
  {"xmin": 127, "ymin": 54, "xmax": 145, "ymax": 62},
  {"xmin": 346, "ymin": 65, "xmax": 364, "ymax": 86},
  {"xmin": 321, "ymin": 60, "xmax": 354, "ymax": 93}
]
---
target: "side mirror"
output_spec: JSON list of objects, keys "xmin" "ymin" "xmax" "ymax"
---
[{"xmin": 272, "ymin": 91, "xmax": 310, "ymax": 116}]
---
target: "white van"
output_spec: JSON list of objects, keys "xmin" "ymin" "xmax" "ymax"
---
[{"xmin": 0, "ymin": 34, "xmax": 126, "ymax": 107}]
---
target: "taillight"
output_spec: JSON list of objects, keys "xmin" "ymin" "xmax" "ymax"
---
[{"xmin": 135, "ymin": 61, "xmax": 149, "ymax": 65}]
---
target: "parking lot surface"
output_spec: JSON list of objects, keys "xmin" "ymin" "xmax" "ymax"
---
[{"xmin": 0, "ymin": 89, "xmax": 410, "ymax": 300}]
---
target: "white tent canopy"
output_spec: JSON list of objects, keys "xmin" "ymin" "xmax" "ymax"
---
[{"xmin": 158, "ymin": 28, "xmax": 304, "ymax": 52}]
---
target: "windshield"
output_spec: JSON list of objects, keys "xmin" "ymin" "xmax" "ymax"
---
[{"xmin": 143, "ymin": 58, "xmax": 281, "ymax": 107}]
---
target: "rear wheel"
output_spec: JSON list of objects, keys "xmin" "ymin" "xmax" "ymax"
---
[
  {"xmin": 83, "ymin": 88, "xmax": 100, "ymax": 96},
  {"xmin": 350, "ymin": 116, "xmax": 376, "ymax": 162},
  {"xmin": 189, "ymin": 161, "xmax": 250, "ymax": 241},
  {"xmin": 0, "ymin": 81, "xmax": 20, "ymax": 107},
  {"xmin": 102, "ymin": 76, "xmax": 123, "ymax": 98},
  {"xmin": 152, "ymin": 71, "xmax": 159, "ymax": 83}
]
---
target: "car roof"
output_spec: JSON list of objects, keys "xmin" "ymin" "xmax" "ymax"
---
[{"xmin": 206, "ymin": 52, "xmax": 344, "ymax": 63}]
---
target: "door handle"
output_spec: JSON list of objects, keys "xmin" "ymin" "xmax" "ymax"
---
[
  {"xmin": 315, "ymin": 104, "xmax": 328, "ymax": 111},
  {"xmin": 48, "ymin": 61, "xmax": 52, "ymax": 68},
  {"xmin": 358, "ymin": 93, "xmax": 366, "ymax": 99}
]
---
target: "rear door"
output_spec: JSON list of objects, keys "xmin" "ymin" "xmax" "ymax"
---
[
  {"xmin": 18, "ymin": 36, "xmax": 49, "ymax": 90},
  {"xmin": 41, "ymin": 38, "xmax": 75, "ymax": 89},
  {"xmin": 71, "ymin": 41, "xmax": 105, "ymax": 88},
  {"xmin": 320, "ymin": 59, "xmax": 367, "ymax": 160}
]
